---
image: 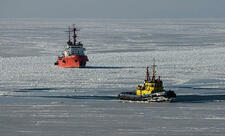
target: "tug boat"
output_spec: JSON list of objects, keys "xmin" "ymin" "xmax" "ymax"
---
[
  {"xmin": 55, "ymin": 25, "xmax": 88, "ymax": 68},
  {"xmin": 118, "ymin": 60, "xmax": 176, "ymax": 102}
]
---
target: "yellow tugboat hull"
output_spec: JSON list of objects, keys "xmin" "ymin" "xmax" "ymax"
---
[{"xmin": 118, "ymin": 90, "xmax": 176, "ymax": 102}]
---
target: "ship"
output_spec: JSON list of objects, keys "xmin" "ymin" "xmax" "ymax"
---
[
  {"xmin": 55, "ymin": 24, "xmax": 88, "ymax": 68},
  {"xmin": 118, "ymin": 59, "xmax": 176, "ymax": 102}
]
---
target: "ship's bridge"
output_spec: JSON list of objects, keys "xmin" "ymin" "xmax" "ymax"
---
[{"xmin": 64, "ymin": 44, "xmax": 86, "ymax": 56}]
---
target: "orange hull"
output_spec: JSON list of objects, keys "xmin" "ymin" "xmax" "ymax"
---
[{"xmin": 56, "ymin": 55, "xmax": 88, "ymax": 68}]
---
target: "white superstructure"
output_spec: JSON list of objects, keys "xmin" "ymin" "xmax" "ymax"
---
[{"xmin": 64, "ymin": 42, "xmax": 86, "ymax": 57}]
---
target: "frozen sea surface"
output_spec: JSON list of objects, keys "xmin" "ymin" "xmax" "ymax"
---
[{"xmin": 0, "ymin": 18, "xmax": 225, "ymax": 136}]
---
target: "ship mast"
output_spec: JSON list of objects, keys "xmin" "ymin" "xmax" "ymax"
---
[
  {"xmin": 151, "ymin": 58, "xmax": 157, "ymax": 82},
  {"xmin": 68, "ymin": 26, "xmax": 71, "ymax": 43},
  {"xmin": 72, "ymin": 24, "xmax": 77, "ymax": 45},
  {"xmin": 66, "ymin": 26, "xmax": 72, "ymax": 45}
]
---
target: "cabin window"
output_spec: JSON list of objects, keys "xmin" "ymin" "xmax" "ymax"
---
[
  {"xmin": 63, "ymin": 60, "xmax": 66, "ymax": 63},
  {"xmin": 75, "ymin": 60, "xmax": 78, "ymax": 62}
]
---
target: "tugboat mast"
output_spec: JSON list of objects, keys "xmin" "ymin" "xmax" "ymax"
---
[
  {"xmin": 146, "ymin": 67, "xmax": 150, "ymax": 82},
  {"xmin": 151, "ymin": 58, "xmax": 157, "ymax": 82}
]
